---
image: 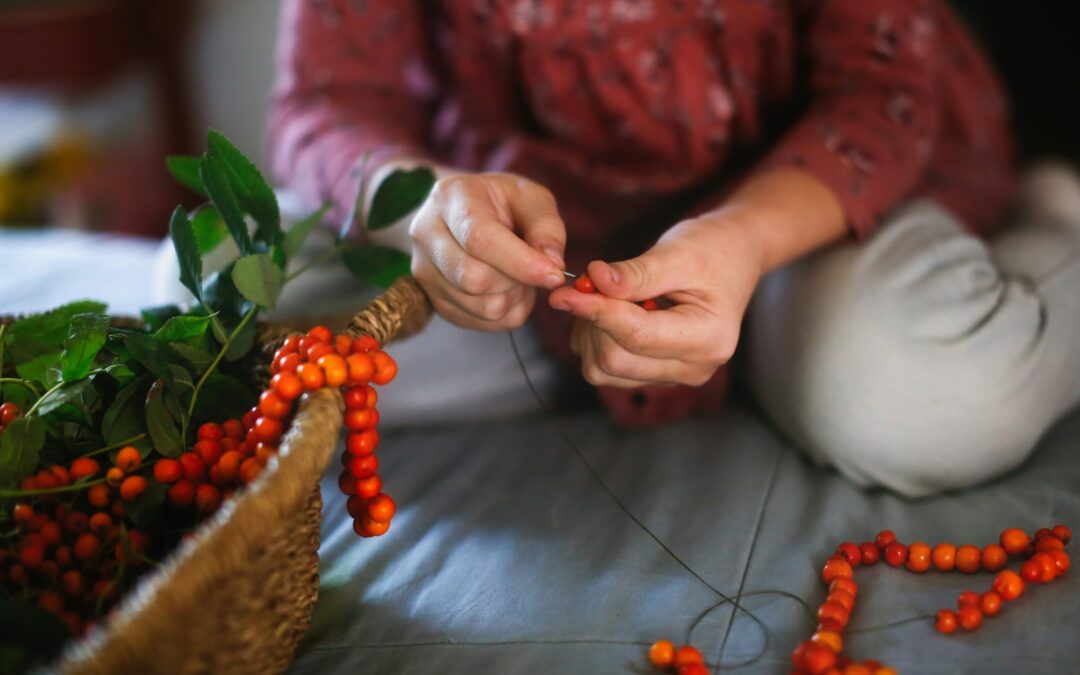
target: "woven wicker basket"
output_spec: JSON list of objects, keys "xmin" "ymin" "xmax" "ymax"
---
[{"xmin": 9, "ymin": 276, "xmax": 431, "ymax": 675}]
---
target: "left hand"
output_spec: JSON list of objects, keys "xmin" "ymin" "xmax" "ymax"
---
[{"xmin": 548, "ymin": 216, "xmax": 765, "ymax": 388}]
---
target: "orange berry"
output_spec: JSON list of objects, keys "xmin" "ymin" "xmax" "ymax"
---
[
  {"xmin": 980, "ymin": 591, "xmax": 1002, "ymax": 616},
  {"xmin": 281, "ymin": 335, "xmax": 302, "ymax": 353},
  {"xmin": 883, "ymin": 542, "xmax": 907, "ymax": 567},
  {"xmin": 364, "ymin": 385, "xmax": 378, "ymax": 407},
  {"xmin": 105, "ymin": 467, "xmax": 125, "ymax": 487},
  {"xmin": 12, "ymin": 503, "xmax": 34, "ymax": 526},
  {"xmin": 1034, "ymin": 537, "xmax": 1065, "ymax": 553},
  {"xmin": 346, "ymin": 430, "xmax": 379, "ymax": 456},
  {"xmin": 344, "ymin": 386, "xmax": 369, "ymax": 410},
  {"xmin": 69, "ymin": 457, "xmax": 100, "ymax": 480},
  {"xmin": 354, "ymin": 517, "xmax": 390, "ymax": 537},
  {"xmin": 1031, "ymin": 552, "xmax": 1058, "ymax": 582},
  {"xmin": 992, "ymin": 570, "xmax": 1025, "ymax": 601},
  {"xmin": 18, "ymin": 545, "xmax": 44, "ymax": 569},
  {"xmin": 367, "ymin": 493, "xmax": 396, "ymax": 523},
  {"xmin": 297, "ymin": 363, "xmax": 325, "ymax": 390},
  {"xmin": 957, "ymin": 590, "xmax": 980, "ymax": 606},
  {"xmin": 197, "ymin": 422, "xmax": 224, "ymax": 440},
  {"xmin": 344, "ymin": 408, "xmax": 376, "ymax": 432},
  {"xmin": 858, "ymin": 542, "xmax": 880, "ymax": 565},
  {"xmin": 958, "ymin": 604, "xmax": 982, "ymax": 631},
  {"xmin": 802, "ymin": 644, "xmax": 837, "ymax": 674},
  {"xmin": 153, "ymin": 458, "xmax": 182, "ymax": 483},
  {"xmin": 905, "ymin": 542, "xmax": 931, "ymax": 573},
  {"xmin": 115, "ymin": 446, "xmax": 142, "ymax": 472},
  {"xmin": 87, "ymin": 484, "xmax": 110, "ymax": 509},
  {"xmin": 371, "ymin": 352, "xmax": 398, "ymax": 385},
  {"xmin": 334, "ymin": 334, "xmax": 353, "ymax": 356},
  {"xmin": 352, "ymin": 335, "xmax": 380, "ymax": 353},
  {"xmin": 88, "ymin": 512, "xmax": 112, "ymax": 536},
  {"xmin": 346, "ymin": 453, "xmax": 378, "ymax": 479},
  {"xmin": 1051, "ymin": 524, "xmax": 1071, "ymax": 544},
  {"xmin": 827, "ymin": 589, "xmax": 855, "ymax": 612},
  {"xmin": 60, "ymin": 570, "xmax": 83, "ymax": 597},
  {"xmin": 254, "ymin": 443, "xmax": 276, "ymax": 463},
  {"xmin": 835, "ymin": 542, "xmax": 862, "ymax": 565},
  {"xmin": 955, "ymin": 545, "xmax": 981, "ymax": 573},
  {"xmin": 318, "ymin": 353, "xmax": 349, "ymax": 387},
  {"xmin": 817, "ymin": 601, "xmax": 850, "ymax": 628},
  {"xmin": 119, "ymin": 475, "xmax": 148, "ymax": 502},
  {"xmin": 252, "ymin": 416, "xmax": 284, "ymax": 443},
  {"xmin": 999, "ymin": 528, "xmax": 1030, "ymax": 557},
  {"xmin": 673, "ymin": 645, "xmax": 704, "ymax": 668},
  {"xmin": 874, "ymin": 530, "xmax": 896, "ymax": 550},
  {"xmin": 822, "ymin": 556, "xmax": 854, "ymax": 584},
  {"xmin": 356, "ymin": 474, "xmax": 382, "ymax": 499},
  {"xmin": 931, "ymin": 543, "xmax": 956, "ymax": 572},
  {"xmin": 179, "ymin": 452, "xmax": 206, "ymax": 481},
  {"xmin": 239, "ymin": 457, "xmax": 264, "ymax": 484},
  {"xmin": 271, "ymin": 372, "xmax": 304, "ymax": 401},
  {"xmin": 258, "ymin": 390, "xmax": 291, "ymax": 419},
  {"xmin": 217, "ymin": 450, "xmax": 243, "ymax": 482},
  {"xmin": 306, "ymin": 342, "xmax": 334, "ymax": 362},
  {"xmin": 195, "ymin": 483, "xmax": 221, "ymax": 512},
  {"xmin": 981, "ymin": 544, "xmax": 1007, "ymax": 572},
  {"xmin": 346, "ymin": 353, "xmax": 375, "ymax": 384},
  {"xmin": 935, "ymin": 609, "xmax": 958, "ymax": 634},
  {"xmin": 338, "ymin": 472, "xmax": 357, "ymax": 496},
  {"xmin": 306, "ymin": 325, "xmax": 333, "ymax": 343},
  {"xmin": 810, "ymin": 630, "xmax": 843, "ymax": 653},
  {"xmin": 48, "ymin": 465, "xmax": 71, "ymax": 486},
  {"xmin": 194, "ymin": 438, "xmax": 223, "ymax": 465},
  {"xmin": 648, "ymin": 640, "xmax": 675, "ymax": 669},
  {"xmin": 829, "ymin": 577, "xmax": 857, "ymax": 598},
  {"xmin": 1050, "ymin": 550, "xmax": 1070, "ymax": 575},
  {"xmin": 73, "ymin": 533, "xmax": 101, "ymax": 561},
  {"xmin": 223, "ymin": 418, "xmax": 245, "ymax": 439},
  {"xmin": 168, "ymin": 480, "xmax": 195, "ymax": 507}
]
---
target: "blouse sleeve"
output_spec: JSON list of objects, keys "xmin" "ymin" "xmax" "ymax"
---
[
  {"xmin": 754, "ymin": 0, "xmax": 952, "ymax": 237},
  {"xmin": 268, "ymin": 0, "xmax": 438, "ymax": 227}
]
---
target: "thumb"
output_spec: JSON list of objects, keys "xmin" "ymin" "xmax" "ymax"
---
[
  {"xmin": 589, "ymin": 244, "xmax": 682, "ymax": 301},
  {"xmin": 506, "ymin": 179, "xmax": 567, "ymax": 269}
]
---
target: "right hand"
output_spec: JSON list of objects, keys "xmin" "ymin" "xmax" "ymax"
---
[{"xmin": 409, "ymin": 173, "xmax": 568, "ymax": 330}]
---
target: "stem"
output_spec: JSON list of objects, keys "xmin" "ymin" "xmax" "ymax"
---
[
  {"xmin": 83, "ymin": 433, "xmax": 148, "ymax": 459},
  {"xmin": 184, "ymin": 305, "xmax": 259, "ymax": 430},
  {"xmin": 0, "ymin": 478, "xmax": 105, "ymax": 499},
  {"xmin": 0, "ymin": 378, "xmax": 41, "ymax": 398},
  {"xmin": 285, "ymin": 241, "xmax": 346, "ymax": 282}
]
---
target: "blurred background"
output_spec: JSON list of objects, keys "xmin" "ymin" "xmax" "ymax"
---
[{"xmin": 0, "ymin": 0, "xmax": 1077, "ymax": 238}]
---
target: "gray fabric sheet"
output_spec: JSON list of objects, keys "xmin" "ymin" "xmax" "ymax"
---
[{"xmin": 292, "ymin": 405, "xmax": 1080, "ymax": 675}]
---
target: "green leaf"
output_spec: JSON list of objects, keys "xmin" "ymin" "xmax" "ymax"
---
[
  {"xmin": 191, "ymin": 206, "xmax": 230, "ymax": 255},
  {"xmin": 153, "ymin": 315, "xmax": 211, "ymax": 344},
  {"xmin": 170, "ymin": 206, "xmax": 204, "ymax": 302},
  {"xmin": 207, "ymin": 129, "xmax": 281, "ymax": 248},
  {"xmin": 166, "ymin": 155, "xmax": 208, "ymax": 197},
  {"xmin": 170, "ymin": 343, "xmax": 214, "ymax": 372},
  {"xmin": 342, "ymin": 245, "xmax": 413, "ymax": 288},
  {"xmin": 5, "ymin": 301, "xmax": 107, "ymax": 380},
  {"xmin": 60, "ymin": 313, "xmax": 110, "ymax": 381},
  {"xmin": 283, "ymin": 203, "xmax": 330, "ymax": 261},
  {"xmin": 34, "ymin": 379, "xmax": 94, "ymax": 417},
  {"xmin": 191, "ymin": 373, "xmax": 256, "ymax": 426},
  {"xmin": 145, "ymin": 380, "xmax": 182, "ymax": 458},
  {"xmin": 102, "ymin": 375, "xmax": 151, "ymax": 447},
  {"xmin": 0, "ymin": 598, "xmax": 71, "ymax": 670},
  {"xmin": 224, "ymin": 316, "xmax": 257, "ymax": 362},
  {"xmin": 14, "ymin": 352, "xmax": 61, "ymax": 386},
  {"xmin": 0, "ymin": 416, "xmax": 45, "ymax": 488},
  {"xmin": 200, "ymin": 154, "xmax": 253, "ymax": 255},
  {"xmin": 126, "ymin": 481, "xmax": 169, "ymax": 530},
  {"xmin": 121, "ymin": 334, "xmax": 178, "ymax": 389},
  {"xmin": 232, "ymin": 254, "xmax": 283, "ymax": 309},
  {"xmin": 368, "ymin": 167, "xmax": 435, "ymax": 230},
  {"xmin": 0, "ymin": 383, "xmax": 34, "ymax": 411},
  {"xmin": 140, "ymin": 304, "xmax": 182, "ymax": 332}
]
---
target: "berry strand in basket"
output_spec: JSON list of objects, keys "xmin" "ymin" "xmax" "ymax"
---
[{"xmin": 268, "ymin": 326, "xmax": 399, "ymax": 538}]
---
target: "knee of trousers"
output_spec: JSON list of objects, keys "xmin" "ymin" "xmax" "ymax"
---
[{"xmin": 747, "ymin": 203, "xmax": 1047, "ymax": 498}]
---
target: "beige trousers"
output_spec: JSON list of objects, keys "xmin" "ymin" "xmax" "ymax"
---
[{"xmin": 748, "ymin": 170, "xmax": 1080, "ymax": 498}]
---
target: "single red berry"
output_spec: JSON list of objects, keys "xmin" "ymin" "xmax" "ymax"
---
[
  {"xmin": 835, "ymin": 542, "xmax": 861, "ymax": 566},
  {"xmin": 346, "ymin": 453, "xmax": 378, "ymax": 479},
  {"xmin": 297, "ymin": 363, "xmax": 326, "ymax": 390},
  {"xmin": 119, "ymin": 475, "xmax": 148, "ymax": 501},
  {"xmin": 19, "ymin": 545, "xmax": 44, "ymax": 569},
  {"xmin": 48, "ymin": 465, "xmax": 71, "ymax": 486},
  {"xmin": 153, "ymin": 458, "xmax": 182, "ymax": 483},
  {"xmin": 816, "ymin": 601, "xmax": 850, "ymax": 627},
  {"xmin": 640, "ymin": 298, "xmax": 659, "ymax": 311},
  {"xmin": 344, "ymin": 386, "xmax": 369, "ymax": 410},
  {"xmin": 648, "ymin": 640, "xmax": 676, "ymax": 669},
  {"xmin": 980, "ymin": 591, "xmax": 1002, "ymax": 617},
  {"xmin": 982, "ymin": 544, "xmax": 1008, "ymax": 572},
  {"xmin": 1031, "ymin": 552, "xmax": 1058, "ymax": 582},
  {"xmin": 252, "ymin": 416, "xmax": 284, "ymax": 443},
  {"xmin": 829, "ymin": 577, "xmax": 857, "ymax": 598},
  {"xmin": 352, "ymin": 335, "xmax": 380, "ymax": 354},
  {"xmin": 367, "ymin": 494, "xmax": 396, "ymax": 523},
  {"xmin": 355, "ymin": 474, "xmax": 382, "ymax": 499},
  {"xmin": 574, "ymin": 273, "xmax": 596, "ymax": 294},
  {"xmin": 0, "ymin": 402, "xmax": 22, "ymax": 425},
  {"xmin": 194, "ymin": 439, "xmax": 223, "ymax": 465},
  {"xmin": 906, "ymin": 542, "xmax": 931, "ymax": 573},
  {"xmin": 239, "ymin": 457, "xmax": 264, "ymax": 484},
  {"xmin": 197, "ymin": 422, "xmax": 224, "ymax": 441},
  {"xmin": 932, "ymin": 543, "xmax": 957, "ymax": 572},
  {"xmin": 105, "ymin": 466, "xmax": 125, "ymax": 487},
  {"xmin": 993, "ymin": 570, "xmax": 1026, "ymax": 601},
  {"xmin": 318, "ymin": 353, "xmax": 349, "ymax": 387},
  {"xmin": 306, "ymin": 325, "xmax": 333, "ymax": 344},
  {"xmin": 12, "ymin": 503, "xmax": 34, "ymax": 526},
  {"xmin": 346, "ymin": 495, "xmax": 367, "ymax": 519},
  {"xmin": 958, "ymin": 604, "xmax": 983, "ymax": 631},
  {"xmin": 1020, "ymin": 560, "xmax": 1043, "ymax": 583},
  {"xmin": 195, "ymin": 483, "xmax": 222, "ymax": 512},
  {"xmin": 115, "ymin": 446, "xmax": 142, "ymax": 472},
  {"xmin": 223, "ymin": 418, "xmax": 246, "ymax": 439},
  {"xmin": 999, "ymin": 528, "xmax": 1031, "ymax": 557},
  {"xmin": 258, "ymin": 390, "xmax": 291, "ymax": 419},
  {"xmin": 955, "ymin": 544, "xmax": 981, "ymax": 574},
  {"xmin": 69, "ymin": 457, "xmax": 100, "ymax": 480},
  {"xmin": 88, "ymin": 512, "xmax": 112, "ymax": 536},
  {"xmin": 935, "ymin": 609, "xmax": 958, "ymax": 634},
  {"xmin": 801, "ymin": 644, "xmax": 837, "ymax": 674},
  {"xmin": 858, "ymin": 542, "xmax": 880, "ymax": 566},
  {"xmin": 875, "ymin": 530, "xmax": 897, "ymax": 550},
  {"xmin": 822, "ymin": 556, "xmax": 854, "ymax": 584},
  {"xmin": 827, "ymin": 589, "xmax": 854, "ymax": 612},
  {"xmin": 347, "ymin": 353, "xmax": 375, "ymax": 384},
  {"xmin": 73, "ymin": 533, "xmax": 101, "ymax": 561},
  {"xmin": 87, "ymin": 484, "xmax": 110, "ymax": 508},
  {"xmin": 60, "ymin": 570, "xmax": 83, "ymax": 597},
  {"xmin": 354, "ymin": 517, "xmax": 390, "ymax": 537},
  {"xmin": 957, "ymin": 590, "xmax": 980, "ymax": 607},
  {"xmin": 345, "ymin": 408, "xmax": 377, "ymax": 432},
  {"xmin": 168, "ymin": 480, "xmax": 195, "ymax": 507},
  {"xmin": 334, "ymin": 334, "xmax": 353, "ymax": 356},
  {"xmin": 1051, "ymin": 524, "xmax": 1071, "ymax": 545},
  {"xmin": 346, "ymin": 430, "xmax": 379, "ymax": 456},
  {"xmin": 217, "ymin": 450, "xmax": 243, "ymax": 482},
  {"xmin": 673, "ymin": 645, "xmax": 704, "ymax": 669},
  {"xmin": 371, "ymin": 352, "xmax": 398, "ymax": 385},
  {"xmin": 271, "ymin": 372, "xmax": 304, "ymax": 402},
  {"xmin": 179, "ymin": 452, "xmax": 207, "ymax": 481},
  {"xmin": 306, "ymin": 342, "xmax": 334, "ymax": 363},
  {"xmin": 883, "ymin": 542, "xmax": 908, "ymax": 567}
]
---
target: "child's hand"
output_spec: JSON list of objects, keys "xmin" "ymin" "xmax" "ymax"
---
[
  {"xmin": 549, "ymin": 217, "xmax": 765, "ymax": 387},
  {"xmin": 409, "ymin": 173, "xmax": 568, "ymax": 330}
]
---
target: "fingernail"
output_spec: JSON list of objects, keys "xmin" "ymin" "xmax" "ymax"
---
[
  {"xmin": 550, "ymin": 300, "xmax": 569, "ymax": 311},
  {"xmin": 545, "ymin": 272, "xmax": 565, "ymax": 289},
  {"xmin": 606, "ymin": 262, "xmax": 621, "ymax": 284},
  {"xmin": 542, "ymin": 246, "xmax": 564, "ymax": 268}
]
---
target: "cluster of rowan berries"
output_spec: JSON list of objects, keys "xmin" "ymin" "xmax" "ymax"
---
[{"xmin": 647, "ymin": 640, "xmax": 708, "ymax": 675}]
